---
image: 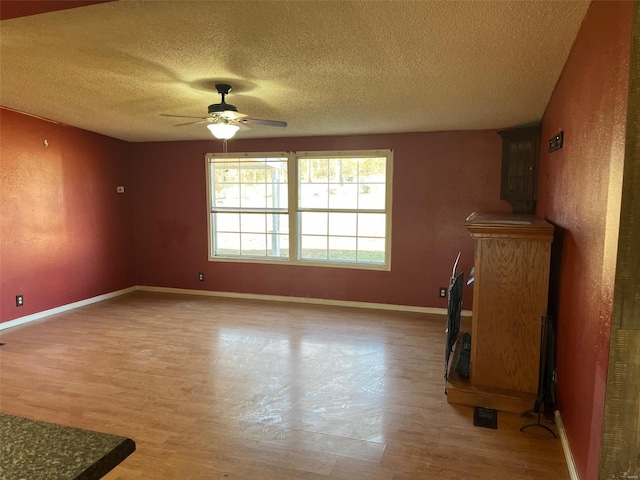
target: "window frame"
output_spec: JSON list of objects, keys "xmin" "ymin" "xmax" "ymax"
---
[{"xmin": 206, "ymin": 149, "xmax": 393, "ymax": 271}]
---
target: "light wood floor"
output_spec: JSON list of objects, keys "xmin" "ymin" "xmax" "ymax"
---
[{"xmin": 0, "ymin": 292, "xmax": 568, "ymax": 479}]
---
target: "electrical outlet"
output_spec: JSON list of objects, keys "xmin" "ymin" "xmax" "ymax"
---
[
  {"xmin": 198, "ymin": 272, "xmax": 205, "ymax": 282},
  {"xmin": 439, "ymin": 287, "xmax": 447, "ymax": 298},
  {"xmin": 16, "ymin": 295, "xmax": 24, "ymax": 307}
]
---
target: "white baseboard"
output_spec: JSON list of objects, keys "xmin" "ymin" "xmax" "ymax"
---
[
  {"xmin": 1, "ymin": 285, "xmax": 471, "ymax": 331},
  {"xmin": 0, "ymin": 286, "xmax": 137, "ymax": 331},
  {"xmin": 137, "ymin": 285, "xmax": 473, "ymax": 317},
  {"xmin": 555, "ymin": 410, "xmax": 579, "ymax": 480}
]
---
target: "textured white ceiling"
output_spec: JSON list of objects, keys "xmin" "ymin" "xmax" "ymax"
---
[{"xmin": 0, "ymin": 0, "xmax": 590, "ymax": 142}]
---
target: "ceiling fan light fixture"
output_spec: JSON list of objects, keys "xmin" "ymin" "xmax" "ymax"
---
[{"xmin": 207, "ymin": 121, "xmax": 239, "ymax": 140}]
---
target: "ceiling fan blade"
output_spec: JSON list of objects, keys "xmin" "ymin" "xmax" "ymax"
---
[
  {"xmin": 161, "ymin": 113, "xmax": 209, "ymax": 120},
  {"xmin": 239, "ymin": 117, "xmax": 287, "ymax": 128},
  {"xmin": 174, "ymin": 119, "xmax": 209, "ymax": 127},
  {"xmin": 229, "ymin": 119, "xmax": 252, "ymax": 130},
  {"xmin": 219, "ymin": 110, "xmax": 248, "ymax": 120}
]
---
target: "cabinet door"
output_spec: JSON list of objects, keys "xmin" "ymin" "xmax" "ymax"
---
[
  {"xmin": 470, "ymin": 237, "xmax": 550, "ymax": 393},
  {"xmin": 498, "ymin": 127, "xmax": 540, "ymax": 214}
]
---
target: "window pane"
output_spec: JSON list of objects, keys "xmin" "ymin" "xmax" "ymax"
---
[
  {"xmin": 266, "ymin": 183, "xmax": 288, "ymax": 209},
  {"xmin": 328, "ymin": 236, "xmax": 357, "ymax": 261},
  {"xmin": 210, "ymin": 169, "xmax": 217, "ymax": 200},
  {"xmin": 267, "ymin": 234, "xmax": 289, "ymax": 258},
  {"xmin": 357, "ymin": 237, "xmax": 386, "ymax": 263},
  {"xmin": 239, "ymin": 163, "xmax": 264, "ymax": 183},
  {"xmin": 358, "ymin": 184, "xmax": 385, "ymax": 209},
  {"xmin": 358, "ymin": 213, "xmax": 386, "ymax": 238},
  {"xmin": 300, "ymin": 212, "xmax": 327, "ymax": 235},
  {"xmin": 268, "ymin": 213, "xmax": 289, "ymax": 235},
  {"xmin": 240, "ymin": 214, "xmax": 266, "ymax": 234},
  {"xmin": 216, "ymin": 212, "xmax": 240, "ymax": 232},
  {"xmin": 329, "ymin": 212, "xmax": 356, "ymax": 236},
  {"xmin": 215, "ymin": 232, "xmax": 240, "ymax": 256},
  {"xmin": 214, "ymin": 183, "xmax": 241, "ymax": 208},
  {"xmin": 328, "ymin": 158, "xmax": 342, "ymax": 183},
  {"xmin": 328, "ymin": 158, "xmax": 358, "ymax": 184},
  {"xmin": 214, "ymin": 162, "xmax": 240, "ymax": 183},
  {"xmin": 241, "ymin": 233, "xmax": 266, "ymax": 256},
  {"xmin": 265, "ymin": 159, "xmax": 287, "ymax": 183},
  {"xmin": 298, "ymin": 158, "xmax": 310, "ymax": 184},
  {"xmin": 299, "ymin": 183, "xmax": 329, "ymax": 209},
  {"xmin": 329, "ymin": 184, "xmax": 357, "ymax": 209},
  {"xmin": 309, "ymin": 158, "xmax": 329, "ymax": 182},
  {"xmin": 359, "ymin": 157, "xmax": 386, "ymax": 180},
  {"xmin": 241, "ymin": 184, "xmax": 266, "ymax": 209},
  {"xmin": 301, "ymin": 235, "xmax": 328, "ymax": 259}
]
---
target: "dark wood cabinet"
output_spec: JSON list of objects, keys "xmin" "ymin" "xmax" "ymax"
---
[{"xmin": 498, "ymin": 126, "xmax": 541, "ymax": 214}]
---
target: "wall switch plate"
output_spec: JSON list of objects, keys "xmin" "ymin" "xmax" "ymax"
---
[
  {"xmin": 439, "ymin": 287, "xmax": 447, "ymax": 298},
  {"xmin": 116, "ymin": 186, "xmax": 125, "ymax": 193},
  {"xmin": 16, "ymin": 295, "xmax": 24, "ymax": 307},
  {"xmin": 198, "ymin": 273, "xmax": 205, "ymax": 281}
]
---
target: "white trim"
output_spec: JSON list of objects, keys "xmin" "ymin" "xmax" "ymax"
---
[
  {"xmin": 555, "ymin": 410, "xmax": 579, "ymax": 480},
  {"xmin": 0, "ymin": 287, "xmax": 137, "ymax": 331},
  {"xmin": 385, "ymin": 150, "xmax": 394, "ymax": 271},
  {"xmin": 137, "ymin": 285, "xmax": 472, "ymax": 317},
  {"xmin": 208, "ymin": 151, "xmax": 289, "ymax": 160},
  {"xmin": 205, "ymin": 256, "xmax": 389, "ymax": 271}
]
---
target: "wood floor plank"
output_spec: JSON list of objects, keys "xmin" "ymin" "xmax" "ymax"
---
[{"xmin": 0, "ymin": 292, "xmax": 568, "ymax": 479}]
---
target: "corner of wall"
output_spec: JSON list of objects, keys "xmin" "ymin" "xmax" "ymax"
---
[{"xmin": 556, "ymin": 410, "xmax": 580, "ymax": 480}]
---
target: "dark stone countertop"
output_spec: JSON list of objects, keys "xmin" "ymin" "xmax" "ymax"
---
[{"xmin": 0, "ymin": 413, "xmax": 135, "ymax": 480}]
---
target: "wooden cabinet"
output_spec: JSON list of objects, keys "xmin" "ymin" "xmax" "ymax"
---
[
  {"xmin": 467, "ymin": 212, "xmax": 553, "ymax": 394},
  {"xmin": 446, "ymin": 213, "xmax": 553, "ymax": 413},
  {"xmin": 498, "ymin": 127, "xmax": 541, "ymax": 214}
]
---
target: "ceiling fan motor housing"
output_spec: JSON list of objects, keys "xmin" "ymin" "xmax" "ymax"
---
[{"xmin": 208, "ymin": 102, "xmax": 238, "ymax": 116}]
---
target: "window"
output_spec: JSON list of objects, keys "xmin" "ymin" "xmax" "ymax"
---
[
  {"xmin": 208, "ymin": 154, "xmax": 289, "ymax": 259},
  {"xmin": 207, "ymin": 150, "xmax": 393, "ymax": 269}
]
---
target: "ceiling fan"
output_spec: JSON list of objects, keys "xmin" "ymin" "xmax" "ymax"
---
[{"xmin": 161, "ymin": 83, "xmax": 287, "ymax": 139}]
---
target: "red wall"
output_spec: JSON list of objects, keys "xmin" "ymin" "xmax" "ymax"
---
[
  {"xmin": 0, "ymin": 114, "xmax": 509, "ymax": 321},
  {"xmin": 537, "ymin": 2, "xmax": 632, "ymax": 479},
  {"xmin": 0, "ymin": 109, "xmax": 136, "ymax": 323},
  {"xmin": 130, "ymin": 131, "xmax": 510, "ymax": 308},
  {"xmin": 0, "ymin": 1, "xmax": 114, "ymax": 21}
]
